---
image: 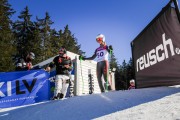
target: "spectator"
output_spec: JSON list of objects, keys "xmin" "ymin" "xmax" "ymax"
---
[
  {"xmin": 46, "ymin": 46, "xmax": 72, "ymax": 100},
  {"xmin": 128, "ymin": 79, "xmax": 135, "ymax": 90},
  {"xmin": 15, "ymin": 52, "xmax": 35, "ymax": 71}
]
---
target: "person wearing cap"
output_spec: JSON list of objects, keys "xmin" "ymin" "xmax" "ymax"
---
[
  {"xmin": 15, "ymin": 52, "xmax": 35, "ymax": 71},
  {"xmin": 46, "ymin": 46, "xmax": 72, "ymax": 100},
  {"xmin": 79, "ymin": 34, "xmax": 113, "ymax": 92}
]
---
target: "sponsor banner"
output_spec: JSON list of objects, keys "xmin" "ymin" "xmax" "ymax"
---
[
  {"xmin": 0, "ymin": 70, "xmax": 50, "ymax": 108},
  {"xmin": 132, "ymin": 7, "xmax": 180, "ymax": 88},
  {"xmin": 49, "ymin": 70, "xmax": 56, "ymax": 98}
]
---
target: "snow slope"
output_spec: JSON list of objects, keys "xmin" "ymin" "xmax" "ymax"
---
[{"xmin": 0, "ymin": 85, "xmax": 180, "ymax": 120}]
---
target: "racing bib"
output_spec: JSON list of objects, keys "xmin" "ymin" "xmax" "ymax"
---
[{"xmin": 96, "ymin": 47, "xmax": 109, "ymax": 62}]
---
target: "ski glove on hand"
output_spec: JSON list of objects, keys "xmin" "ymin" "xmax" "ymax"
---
[
  {"xmin": 79, "ymin": 55, "xmax": 85, "ymax": 60},
  {"xmin": 109, "ymin": 45, "xmax": 113, "ymax": 51}
]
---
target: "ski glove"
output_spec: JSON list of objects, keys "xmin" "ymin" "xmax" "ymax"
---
[
  {"xmin": 109, "ymin": 45, "xmax": 113, "ymax": 51},
  {"xmin": 79, "ymin": 55, "xmax": 85, "ymax": 60}
]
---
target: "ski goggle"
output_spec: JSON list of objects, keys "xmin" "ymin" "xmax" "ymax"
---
[{"xmin": 96, "ymin": 37, "xmax": 103, "ymax": 42}]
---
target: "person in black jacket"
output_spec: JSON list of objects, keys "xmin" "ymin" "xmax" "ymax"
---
[{"xmin": 46, "ymin": 46, "xmax": 72, "ymax": 100}]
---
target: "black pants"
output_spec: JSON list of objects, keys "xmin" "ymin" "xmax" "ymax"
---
[{"xmin": 96, "ymin": 61, "xmax": 111, "ymax": 92}]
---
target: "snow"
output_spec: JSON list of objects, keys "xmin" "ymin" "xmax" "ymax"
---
[{"xmin": 0, "ymin": 85, "xmax": 180, "ymax": 120}]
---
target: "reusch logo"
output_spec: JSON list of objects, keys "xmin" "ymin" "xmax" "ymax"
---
[{"xmin": 136, "ymin": 33, "xmax": 180, "ymax": 72}]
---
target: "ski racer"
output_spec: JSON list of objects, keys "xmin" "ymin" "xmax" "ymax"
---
[{"xmin": 79, "ymin": 34, "xmax": 113, "ymax": 92}]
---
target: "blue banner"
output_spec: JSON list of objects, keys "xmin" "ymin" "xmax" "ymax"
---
[{"xmin": 0, "ymin": 69, "xmax": 50, "ymax": 108}]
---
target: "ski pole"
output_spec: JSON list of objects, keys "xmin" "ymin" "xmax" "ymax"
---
[
  {"xmin": 105, "ymin": 65, "xmax": 109, "ymax": 92},
  {"xmin": 106, "ymin": 49, "xmax": 113, "ymax": 91}
]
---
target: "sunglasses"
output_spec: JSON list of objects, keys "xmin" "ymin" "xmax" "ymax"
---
[
  {"xmin": 59, "ymin": 50, "xmax": 64, "ymax": 52},
  {"xmin": 59, "ymin": 48, "xmax": 66, "ymax": 53}
]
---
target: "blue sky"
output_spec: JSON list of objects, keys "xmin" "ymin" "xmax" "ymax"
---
[{"xmin": 9, "ymin": 0, "xmax": 180, "ymax": 64}]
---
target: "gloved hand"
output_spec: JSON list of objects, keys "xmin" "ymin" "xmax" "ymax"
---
[
  {"xmin": 79, "ymin": 55, "xmax": 85, "ymax": 60},
  {"xmin": 109, "ymin": 45, "xmax": 113, "ymax": 51},
  {"xmin": 45, "ymin": 67, "xmax": 51, "ymax": 72}
]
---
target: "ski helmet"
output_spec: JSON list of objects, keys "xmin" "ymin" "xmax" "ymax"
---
[
  {"xmin": 130, "ymin": 79, "xmax": 135, "ymax": 83},
  {"xmin": 59, "ymin": 46, "xmax": 67, "ymax": 56},
  {"xmin": 96, "ymin": 34, "xmax": 105, "ymax": 43},
  {"xmin": 29, "ymin": 52, "xmax": 35, "ymax": 59},
  {"xmin": 16, "ymin": 63, "xmax": 22, "ymax": 67}
]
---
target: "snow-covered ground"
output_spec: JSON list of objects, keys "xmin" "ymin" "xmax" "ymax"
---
[{"xmin": 0, "ymin": 85, "xmax": 180, "ymax": 120}]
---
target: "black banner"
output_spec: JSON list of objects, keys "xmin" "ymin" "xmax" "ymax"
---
[{"xmin": 132, "ymin": 6, "xmax": 180, "ymax": 88}]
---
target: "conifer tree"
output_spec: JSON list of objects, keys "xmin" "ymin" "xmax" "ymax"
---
[
  {"xmin": 36, "ymin": 12, "xmax": 54, "ymax": 60},
  {"xmin": 0, "ymin": 0, "xmax": 16, "ymax": 71},
  {"xmin": 115, "ymin": 64, "xmax": 126, "ymax": 90},
  {"xmin": 109, "ymin": 52, "xmax": 123, "ymax": 90},
  {"xmin": 13, "ymin": 6, "xmax": 35, "ymax": 58},
  {"xmin": 126, "ymin": 58, "xmax": 135, "ymax": 86},
  {"xmin": 59, "ymin": 25, "xmax": 84, "ymax": 55},
  {"xmin": 49, "ymin": 29, "xmax": 61, "ymax": 55},
  {"xmin": 120, "ymin": 60, "xmax": 128, "ymax": 89},
  {"xmin": 31, "ymin": 23, "xmax": 44, "ymax": 64},
  {"xmin": 109, "ymin": 52, "xmax": 118, "ymax": 70}
]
